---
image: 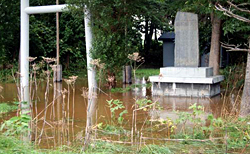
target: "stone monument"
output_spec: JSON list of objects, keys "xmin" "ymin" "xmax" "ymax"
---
[
  {"xmin": 149, "ymin": 12, "xmax": 224, "ymax": 97},
  {"xmin": 174, "ymin": 12, "xmax": 199, "ymax": 67}
]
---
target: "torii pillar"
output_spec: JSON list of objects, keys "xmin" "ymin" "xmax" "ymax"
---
[
  {"xmin": 20, "ymin": 0, "xmax": 67, "ymax": 107},
  {"xmin": 20, "ymin": 1, "xmax": 96, "ymax": 109}
]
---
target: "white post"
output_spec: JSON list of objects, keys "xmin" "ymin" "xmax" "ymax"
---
[
  {"xmin": 83, "ymin": 6, "xmax": 98, "ymax": 149},
  {"xmin": 21, "ymin": 3, "xmax": 68, "ymax": 103},
  {"xmin": 20, "ymin": 0, "xmax": 30, "ymax": 108},
  {"xmin": 84, "ymin": 6, "xmax": 97, "ymax": 91},
  {"xmin": 56, "ymin": 0, "xmax": 60, "ymax": 65}
]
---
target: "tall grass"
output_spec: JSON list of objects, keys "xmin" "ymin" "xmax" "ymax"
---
[{"xmin": 0, "ymin": 59, "xmax": 250, "ymax": 153}]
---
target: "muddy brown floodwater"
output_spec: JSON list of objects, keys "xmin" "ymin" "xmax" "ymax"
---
[{"xmin": 0, "ymin": 79, "xmax": 224, "ymax": 148}]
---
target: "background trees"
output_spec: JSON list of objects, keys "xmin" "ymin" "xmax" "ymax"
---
[
  {"xmin": 67, "ymin": 0, "xmax": 172, "ymax": 77},
  {"xmin": 0, "ymin": 0, "xmax": 248, "ymax": 80},
  {"xmin": 0, "ymin": 0, "xmax": 86, "ymax": 74},
  {"xmin": 0, "ymin": 0, "xmax": 20, "ymax": 67},
  {"xmin": 216, "ymin": 1, "xmax": 250, "ymax": 116}
]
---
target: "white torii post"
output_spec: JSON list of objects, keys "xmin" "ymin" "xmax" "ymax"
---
[
  {"xmin": 20, "ymin": 0, "xmax": 67, "ymax": 107},
  {"xmin": 20, "ymin": 0, "xmax": 30, "ymax": 108},
  {"xmin": 20, "ymin": 1, "xmax": 95, "ymax": 106},
  {"xmin": 84, "ymin": 7, "xmax": 97, "ymax": 92}
]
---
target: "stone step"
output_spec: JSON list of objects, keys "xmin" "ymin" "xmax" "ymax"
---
[
  {"xmin": 160, "ymin": 67, "xmax": 213, "ymax": 78},
  {"xmin": 149, "ymin": 75, "xmax": 224, "ymax": 84}
]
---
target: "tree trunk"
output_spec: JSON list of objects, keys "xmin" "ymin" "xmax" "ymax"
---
[
  {"xmin": 154, "ymin": 27, "xmax": 158, "ymax": 43},
  {"xmin": 144, "ymin": 19, "xmax": 149, "ymax": 53},
  {"xmin": 144, "ymin": 20, "xmax": 154, "ymax": 54},
  {"xmin": 241, "ymin": 38, "xmax": 250, "ymax": 116},
  {"xmin": 148, "ymin": 22, "xmax": 154, "ymax": 45},
  {"xmin": 209, "ymin": 12, "xmax": 222, "ymax": 75},
  {"xmin": 66, "ymin": 53, "xmax": 70, "ymax": 69}
]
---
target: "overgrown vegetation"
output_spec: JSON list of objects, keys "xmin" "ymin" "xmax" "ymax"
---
[
  {"xmin": 221, "ymin": 63, "xmax": 246, "ymax": 91},
  {"xmin": 0, "ymin": 103, "xmax": 18, "ymax": 115},
  {"xmin": 1, "ymin": 56, "xmax": 249, "ymax": 153},
  {"xmin": 0, "ymin": 101, "xmax": 249, "ymax": 153},
  {"xmin": 0, "ymin": 111, "xmax": 31, "ymax": 137}
]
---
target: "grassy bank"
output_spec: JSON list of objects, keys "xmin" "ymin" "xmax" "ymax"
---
[
  {"xmin": 135, "ymin": 68, "xmax": 160, "ymax": 79},
  {"xmin": 0, "ymin": 133, "xmax": 248, "ymax": 154}
]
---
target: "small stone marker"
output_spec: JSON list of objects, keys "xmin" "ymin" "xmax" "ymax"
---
[
  {"xmin": 174, "ymin": 12, "xmax": 199, "ymax": 67},
  {"xmin": 53, "ymin": 65, "xmax": 62, "ymax": 82},
  {"xmin": 123, "ymin": 65, "xmax": 132, "ymax": 84}
]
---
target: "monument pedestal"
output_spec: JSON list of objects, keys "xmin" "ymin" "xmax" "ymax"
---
[{"xmin": 149, "ymin": 67, "xmax": 224, "ymax": 97}]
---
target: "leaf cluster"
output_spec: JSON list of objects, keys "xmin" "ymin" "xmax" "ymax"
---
[
  {"xmin": 107, "ymin": 99, "xmax": 128, "ymax": 125},
  {"xmin": 0, "ymin": 111, "xmax": 31, "ymax": 136},
  {"xmin": 0, "ymin": 103, "xmax": 18, "ymax": 115}
]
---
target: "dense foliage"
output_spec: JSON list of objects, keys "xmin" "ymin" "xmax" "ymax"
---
[
  {"xmin": 67, "ymin": 0, "xmax": 171, "ymax": 74},
  {"xmin": 0, "ymin": 0, "xmax": 248, "ymax": 79},
  {"xmin": 0, "ymin": 0, "xmax": 20, "ymax": 67},
  {"xmin": 0, "ymin": 0, "xmax": 86, "ymax": 75}
]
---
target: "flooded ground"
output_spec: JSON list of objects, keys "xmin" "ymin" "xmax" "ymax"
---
[{"xmin": 0, "ymin": 79, "xmax": 225, "ymax": 148}]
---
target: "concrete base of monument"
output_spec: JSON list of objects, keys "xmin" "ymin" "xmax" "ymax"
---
[{"xmin": 149, "ymin": 67, "xmax": 224, "ymax": 98}]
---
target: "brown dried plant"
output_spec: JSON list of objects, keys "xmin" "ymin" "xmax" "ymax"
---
[
  {"xmin": 64, "ymin": 79, "xmax": 73, "ymax": 85},
  {"xmin": 128, "ymin": 52, "xmax": 144, "ymax": 62},
  {"xmin": 106, "ymin": 75, "xmax": 116, "ymax": 89},
  {"xmin": 81, "ymin": 87, "xmax": 89, "ymax": 99},
  {"xmin": 128, "ymin": 52, "xmax": 145, "ymax": 80},
  {"xmin": 0, "ymin": 86, "xmax": 3, "ymax": 93},
  {"xmin": 90, "ymin": 58, "xmax": 105, "ymax": 69},
  {"xmin": 90, "ymin": 59, "xmax": 105, "ymax": 89},
  {"xmin": 32, "ymin": 64, "xmax": 40, "ymax": 71},
  {"xmin": 0, "ymin": 86, "xmax": 3, "ymax": 98},
  {"xmin": 81, "ymin": 87, "xmax": 97, "ymax": 99},
  {"xmin": 69, "ymin": 76, "xmax": 78, "ymax": 85},
  {"xmin": 28, "ymin": 57, "xmax": 37, "ymax": 62},
  {"xmin": 42, "ymin": 56, "xmax": 56, "ymax": 64},
  {"xmin": 61, "ymin": 88, "xmax": 68, "ymax": 97},
  {"xmin": 49, "ymin": 65, "xmax": 57, "ymax": 71},
  {"xmin": 43, "ymin": 70, "xmax": 51, "ymax": 76}
]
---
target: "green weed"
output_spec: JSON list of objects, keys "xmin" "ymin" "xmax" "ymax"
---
[
  {"xmin": 135, "ymin": 68, "xmax": 159, "ymax": 79},
  {"xmin": 107, "ymin": 99, "xmax": 128, "ymax": 125},
  {"xmin": 0, "ymin": 134, "xmax": 36, "ymax": 154},
  {"xmin": 138, "ymin": 145, "xmax": 172, "ymax": 154},
  {"xmin": 0, "ymin": 103, "xmax": 18, "ymax": 115},
  {"xmin": 110, "ymin": 83, "xmax": 151, "ymax": 93},
  {"xmin": 0, "ymin": 111, "xmax": 31, "ymax": 136}
]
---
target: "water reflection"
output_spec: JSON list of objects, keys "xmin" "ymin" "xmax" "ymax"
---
[
  {"xmin": 0, "ymin": 80, "xmax": 225, "ymax": 148},
  {"xmin": 149, "ymin": 95, "xmax": 222, "ymax": 122},
  {"xmin": 133, "ymin": 77, "xmax": 147, "ymax": 97}
]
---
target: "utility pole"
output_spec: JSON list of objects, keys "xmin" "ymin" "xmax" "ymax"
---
[
  {"xmin": 54, "ymin": 0, "xmax": 62, "ymax": 82},
  {"xmin": 56, "ymin": 0, "xmax": 59, "ymax": 65}
]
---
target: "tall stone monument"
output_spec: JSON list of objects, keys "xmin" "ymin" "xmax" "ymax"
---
[
  {"xmin": 174, "ymin": 12, "xmax": 199, "ymax": 67},
  {"xmin": 149, "ymin": 12, "xmax": 224, "ymax": 98}
]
